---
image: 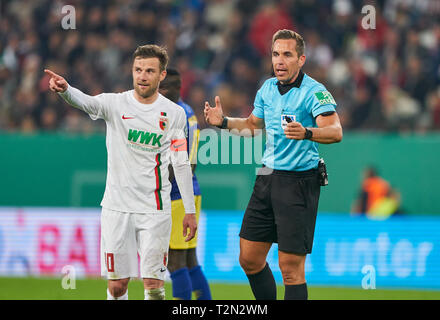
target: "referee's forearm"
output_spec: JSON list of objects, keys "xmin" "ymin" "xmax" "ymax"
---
[
  {"xmin": 225, "ymin": 117, "xmax": 263, "ymax": 137},
  {"xmin": 309, "ymin": 125, "xmax": 343, "ymax": 144}
]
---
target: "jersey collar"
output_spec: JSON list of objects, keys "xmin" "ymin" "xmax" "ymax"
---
[{"xmin": 276, "ymin": 70, "xmax": 304, "ymax": 95}]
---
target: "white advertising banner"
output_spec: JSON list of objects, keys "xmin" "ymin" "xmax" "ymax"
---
[
  {"xmin": 0, "ymin": 207, "xmax": 207, "ymax": 279},
  {"xmin": 0, "ymin": 207, "xmax": 101, "ymax": 277}
]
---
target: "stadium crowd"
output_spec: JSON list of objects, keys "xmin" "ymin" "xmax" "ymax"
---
[{"xmin": 1, "ymin": 0, "xmax": 439, "ymax": 134}]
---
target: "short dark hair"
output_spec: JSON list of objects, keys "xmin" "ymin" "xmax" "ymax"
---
[
  {"xmin": 272, "ymin": 29, "xmax": 305, "ymax": 57},
  {"xmin": 133, "ymin": 45, "xmax": 169, "ymax": 71},
  {"xmin": 160, "ymin": 68, "xmax": 181, "ymax": 90},
  {"xmin": 159, "ymin": 68, "xmax": 181, "ymax": 103}
]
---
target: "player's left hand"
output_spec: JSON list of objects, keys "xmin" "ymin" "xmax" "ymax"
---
[
  {"xmin": 182, "ymin": 213, "xmax": 197, "ymax": 242},
  {"xmin": 284, "ymin": 121, "xmax": 307, "ymax": 140}
]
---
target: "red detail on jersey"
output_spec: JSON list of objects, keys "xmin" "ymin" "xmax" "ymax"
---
[
  {"xmin": 122, "ymin": 115, "xmax": 135, "ymax": 120},
  {"xmin": 163, "ymin": 253, "xmax": 168, "ymax": 266},
  {"xmin": 154, "ymin": 154, "xmax": 163, "ymax": 210}
]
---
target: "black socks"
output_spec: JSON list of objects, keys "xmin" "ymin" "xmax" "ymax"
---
[
  {"xmin": 284, "ymin": 283, "xmax": 308, "ymax": 300},
  {"xmin": 246, "ymin": 263, "xmax": 308, "ymax": 300},
  {"xmin": 246, "ymin": 263, "xmax": 277, "ymax": 300}
]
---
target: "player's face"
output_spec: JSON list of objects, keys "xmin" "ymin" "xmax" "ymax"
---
[
  {"xmin": 272, "ymin": 39, "xmax": 305, "ymax": 84},
  {"xmin": 132, "ymin": 57, "xmax": 166, "ymax": 99}
]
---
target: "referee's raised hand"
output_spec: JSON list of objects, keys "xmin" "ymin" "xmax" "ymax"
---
[
  {"xmin": 44, "ymin": 69, "xmax": 68, "ymax": 93},
  {"xmin": 204, "ymin": 96, "xmax": 224, "ymax": 127}
]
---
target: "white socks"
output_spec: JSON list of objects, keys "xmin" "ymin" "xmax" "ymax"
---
[
  {"xmin": 107, "ymin": 289, "xmax": 128, "ymax": 300},
  {"xmin": 106, "ymin": 287, "xmax": 165, "ymax": 300},
  {"xmin": 144, "ymin": 287, "xmax": 165, "ymax": 300}
]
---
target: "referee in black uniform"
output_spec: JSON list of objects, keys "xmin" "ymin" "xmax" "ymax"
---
[{"xmin": 204, "ymin": 29, "xmax": 343, "ymax": 300}]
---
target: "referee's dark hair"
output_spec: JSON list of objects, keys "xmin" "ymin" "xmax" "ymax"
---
[
  {"xmin": 159, "ymin": 68, "xmax": 181, "ymax": 103},
  {"xmin": 271, "ymin": 29, "xmax": 306, "ymax": 58}
]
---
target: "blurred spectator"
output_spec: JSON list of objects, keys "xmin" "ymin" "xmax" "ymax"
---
[
  {"xmin": 351, "ymin": 166, "xmax": 402, "ymax": 220},
  {"xmin": 20, "ymin": 114, "xmax": 37, "ymax": 133},
  {"xmin": 40, "ymin": 106, "xmax": 58, "ymax": 131},
  {"xmin": 204, "ymin": 0, "xmax": 236, "ymax": 32},
  {"xmin": 0, "ymin": 0, "xmax": 439, "ymax": 133},
  {"xmin": 186, "ymin": 83, "xmax": 208, "ymax": 128},
  {"xmin": 427, "ymin": 86, "xmax": 440, "ymax": 129},
  {"xmin": 247, "ymin": 2, "xmax": 295, "ymax": 58}
]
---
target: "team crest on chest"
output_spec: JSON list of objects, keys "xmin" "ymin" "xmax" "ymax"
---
[{"xmin": 159, "ymin": 111, "xmax": 168, "ymax": 130}]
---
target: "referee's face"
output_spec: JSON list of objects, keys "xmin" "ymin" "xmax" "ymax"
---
[{"xmin": 272, "ymin": 39, "xmax": 305, "ymax": 84}]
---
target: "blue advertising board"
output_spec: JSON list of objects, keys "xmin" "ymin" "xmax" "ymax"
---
[
  {"xmin": 201, "ymin": 211, "xmax": 440, "ymax": 290},
  {"xmin": 0, "ymin": 207, "xmax": 438, "ymax": 290}
]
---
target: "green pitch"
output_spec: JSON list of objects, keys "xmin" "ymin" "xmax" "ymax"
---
[{"xmin": 0, "ymin": 277, "xmax": 439, "ymax": 300}]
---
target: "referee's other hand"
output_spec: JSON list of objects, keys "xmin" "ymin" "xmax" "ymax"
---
[
  {"xmin": 44, "ymin": 69, "xmax": 68, "ymax": 93},
  {"xmin": 182, "ymin": 213, "xmax": 198, "ymax": 242},
  {"xmin": 204, "ymin": 96, "xmax": 224, "ymax": 127},
  {"xmin": 284, "ymin": 121, "xmax": 307, "ymax": 140}
]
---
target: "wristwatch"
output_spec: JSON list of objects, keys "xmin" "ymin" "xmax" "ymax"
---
[
  {"xmin": 216, "ymin": 116, "xmax": 228, "ymax": 129},
  {"xmin": 304, "ymin": 128, "xmax": 313, "ymax": 140}
]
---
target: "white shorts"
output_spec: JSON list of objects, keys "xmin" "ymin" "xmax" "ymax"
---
[{"xmin": 100, "ymin": 208, "xmax": 172, "ymax": 280}]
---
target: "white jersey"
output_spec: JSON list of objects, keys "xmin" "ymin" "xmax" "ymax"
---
[{"xmin": 59, "ymin": 86, "xmax": 196, "ymax": 214}]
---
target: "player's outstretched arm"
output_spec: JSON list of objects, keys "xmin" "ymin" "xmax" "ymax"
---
[
  {"xmin": 204, "ymin": 96, "xmax": 264, "ymax": 136},
  {"xmin": 44, "ymin": 68, "xmax": 108, "ymax": 120}
]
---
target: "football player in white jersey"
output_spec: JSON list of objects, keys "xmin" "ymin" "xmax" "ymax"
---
[{"xmin": 45, "ymin": 44, "xmax": 197, "ymax": 300}]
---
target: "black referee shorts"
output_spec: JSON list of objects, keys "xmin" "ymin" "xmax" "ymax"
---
[{"xmin": 239, "ymin": 166, "xmax": 321, "ymax": 255}]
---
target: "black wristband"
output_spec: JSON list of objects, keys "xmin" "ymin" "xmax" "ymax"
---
[
  {"xmin": 216, "ymin": 116, "xmax": 228, "ymax": 129},
  {"xmin": 304, "ymin": 128, "xmax": 313, "ymax": 140}
]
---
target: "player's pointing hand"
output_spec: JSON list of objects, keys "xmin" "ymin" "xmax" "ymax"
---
[
  {"xmin": 44, "ymin": 69, "xmax": 68, "ymax": 93},
  {"xmin": 204, "ymin": 96, "xmax": 224, "ymax": 127}
]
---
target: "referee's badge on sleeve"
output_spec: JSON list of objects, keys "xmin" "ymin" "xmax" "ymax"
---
[
  {"xmin": 281, "ymin": 114, "xmax": 296, "ymax": 129},
  {"xmin": 314, "ymin": 91, "xmax": 336, "ymax": 105}
]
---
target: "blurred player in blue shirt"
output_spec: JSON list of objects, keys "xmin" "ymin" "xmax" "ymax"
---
[
  {"xmin": 204, "ymin": 30, "xmax": 342, "ymax": 300},
  {"xmin": 159, "ymin": 68, "xmax": 211, "ymax": 300}
]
